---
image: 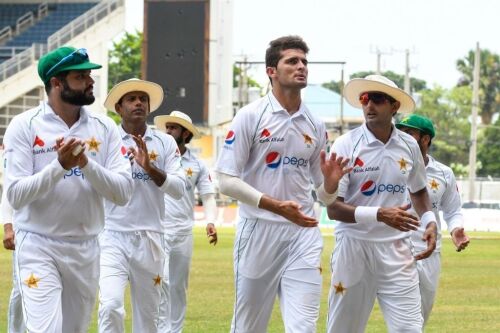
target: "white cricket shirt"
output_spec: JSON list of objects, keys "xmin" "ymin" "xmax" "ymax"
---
[
  {"xmin": 3, "ymin": 102, "xmax": 133, "ymax": 237},
  {"xmin": 164, "ymin": 148, "xmax": 215, "ymax": 235},
  {"xmin": 410, "ymin": 155, "xmax": 464, "ymax": 252},
  {"xmin": 332, "ymin": 124, "xmax": 427, "ymax": 241},
  {"xmin": 216, "ymin": 92, "xmax": 327, "ymax": 222},
  {"xmin": 105, "ymin": 126, "xmax": 185, "ymax": 233}
]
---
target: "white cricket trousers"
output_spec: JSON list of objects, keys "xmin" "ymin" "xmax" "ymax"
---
[
  {"xmin": 98, "ymin": 229, "xmax": 165, "ymax": 333},
  {"xmin": 231, "ymin": 218, "xmax": 323, "ymax": 333},
  {"xmin": 158, "ymin": 233, "xmax": 193, "ymax": 333},
  {"xmin": 417, "ymin": 251, "xmax": 441, "ymax": 326},
  {"xmin": 15, "ymin": 230, "xmax": 99, "ymax": 333},
  {"xmin": 327, "ymin": 234, "xmax": 423, "ymax": 333},
  {"xmin": 8, "ymin": 251, "xmax": 26, "ymax": 333}
]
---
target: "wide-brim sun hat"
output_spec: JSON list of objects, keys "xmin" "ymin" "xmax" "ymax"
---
[
  {"xmin": 104, "ymin": 78, "xmax": 164, "ymax": 112},
  {"xmin": 153, "ymin": 110, "xmax": 201, "ymax": 139},
  {"xmin": 344, "ymin": 74, "xmax": 416, "ymax": 113}
]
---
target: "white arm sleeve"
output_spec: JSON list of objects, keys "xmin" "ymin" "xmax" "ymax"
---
[
  {"xmin": 201, "ymin": 193, "xmax": 217, "ymax": 223},
  {"xmin": 1, "ymin": 185, "xmax": 13, "ymax": 224},
  {"xmin": 217, "ymin": 172, "xmax": 263, "ymax": 208}
]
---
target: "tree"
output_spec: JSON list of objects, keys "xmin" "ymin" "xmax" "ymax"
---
[
  {"xmin": 233, "ymin": 64, "xmax": 261, "ymax": 88},
  {"xmin": 108, "ymin": 30, "xmax": 143, "ymax": 90},
  {"xmin": 477, "ymin": 117, "xmax": 500, "ymax": 177},
  {"xmin": 322, "ymin": 70, "xmax": 427, "ymax": 95},
  {"xmin": 321, "ymin": 80, "xmax": 342, "ymax": 94},
  {"xmin": 349, "ymin": 70, "xmax": 427, "ymax": 92},
  {"xmin": 411, "ymin": 85, "xmax": 472, "ymax": 173},
  {"xmin": 456, "ymin": 48, "xmax": 500, "ymax": 125}
]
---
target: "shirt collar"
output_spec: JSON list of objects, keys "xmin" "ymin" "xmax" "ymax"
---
[
  {"xmin": 119, "ymin": 125, "xmax": 154, "ymax": 141},
  {"xmin": 42, "ymin": 101, "xmax": 89, "ymax": 124},
  {"xmin": 267, "ymin": 91, "xmax": 307, "ymax": 118},
  {"xmin": 361, "ymin": 122, "xmax": 399, "ymax": 145}
]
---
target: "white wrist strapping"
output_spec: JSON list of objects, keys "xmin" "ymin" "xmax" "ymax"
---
[
  {"xmin": 354, "ymin": 206, "xmax": 379, "ymax": 224},
  {"xmin": 420, "ymin": 211, "xmax": 437, "ymax": 229},
  {"xmin": 316, "ymin": 183, "xmax": 337, "ymax": 205}
]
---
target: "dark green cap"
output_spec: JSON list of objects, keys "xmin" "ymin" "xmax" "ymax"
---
[
  {"xmin": 396, "ymin": 114, "xmax": 435, "ymax": 138},
  {"xmin": 38, "ymin": 46, "xmax": 102, "ymax": 83}
]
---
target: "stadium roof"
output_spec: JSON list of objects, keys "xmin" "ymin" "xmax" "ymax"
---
[{"xmin": 302, "ymin": 84, "xmax": 362, "ymax": 123}]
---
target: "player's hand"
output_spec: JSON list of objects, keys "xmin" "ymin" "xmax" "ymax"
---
[
  {"xmin": 3, "ymin": 223, "xmax": 15, "ymax": 250},
  {"xmin": 278, "ymin": 200, "xmax": 318, "ymax": 228},
  {"xmin": 451, "ymin": 227, "xmax": 470, "ymax": 252},
  {"xmin": 377, "ymin": 204, "xmax": 420, "ymax": 231},
  {"xmin": 320, "ymin": 150, "xmax": 352, "ymax": 194},
  {"xmin": 206, "ymin": 223, "xmax": 218, "ymax": 245},
  {"xmin": 129, "ymin": 135, "xmax": 151, "ymax": 171},
  {"xmin": 56, "ymin": 137, "xmax": 86, "ymax": 170},
  {"xmin": 415, "ymin": 222, "xmax": 437, "ymax": 260}
]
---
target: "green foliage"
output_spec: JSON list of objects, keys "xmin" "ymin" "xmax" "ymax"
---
[
  {"xmin": 456, "ymin": 48, "xmax": 500, "ymax": 125},
  {"xmin": 414, "ymin": 85, "xmax": 472, "ymax": 167},
  {"xmin": 322, "ymin": 80, "xmax": 343, "ymax": 94},
  {"xmin": 477, "ymin": 117, "xmax": 500, "ymax": 177},
  {"xmin": 106, "ymin": 110, "xmax": 121, "ymax": 125},
  {"xmin": 349, "ymin": 70, "xmax": 427, "ymax": 92},
  {"xmin": 108, "ymin": 31, "xmax": 143, "ymax": 90},
  {"xmin": 233, "ymin": 64, "xmax": 262, "ymax": 88}
]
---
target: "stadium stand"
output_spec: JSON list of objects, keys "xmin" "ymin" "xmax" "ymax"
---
[{"xmin": 0, "ymin": 0, "xmax": 125, "ymax": 144}]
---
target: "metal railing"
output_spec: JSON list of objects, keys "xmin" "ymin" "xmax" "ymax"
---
[
  {"xmin": 0, "ymin": 0, "xmax": 123, "ymax": 82},
  {"xmin": 48, "ymin": 0, "xmax": 123, "ymax": 50},
  {"xmin": 0, "ymin": 26, "xmax": 12, "ymax": 45},
  {"xmin": 15, "ymin": 11, "xmax": 34, "ymax": 35}
]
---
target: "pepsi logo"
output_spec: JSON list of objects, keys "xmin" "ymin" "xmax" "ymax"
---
[
  {"xmin": 265, "ymin": 151, "xmax": 281, "ymax": 169},
  {"xmin": 360, "ymin": 180, "xmax": 376, "ymax": 196},
  {"xmin": 225, "ymin": 130, "xmax": 235, "ymax": 145}
]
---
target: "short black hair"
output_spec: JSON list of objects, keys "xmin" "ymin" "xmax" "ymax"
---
[
  {"xmin": 265, "ymin": 35, "xmax": 309, "ymax": 68},
  {"xmin": 44, "ymin": 70, "xmax": 69, "ymax": 94}
]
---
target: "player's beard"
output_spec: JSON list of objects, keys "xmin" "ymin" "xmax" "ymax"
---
[
  {"xmin": 174, "ymin": 135, "xmax": 185, "ymax": 145},
  {"xmin": 60, "ymin": 79, "xmax": 95, "ymax": 106}
]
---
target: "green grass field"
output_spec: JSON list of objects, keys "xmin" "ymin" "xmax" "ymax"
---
[{"xmin": 1, "ymin": 227, "xmax": 499, "ymax": 332}]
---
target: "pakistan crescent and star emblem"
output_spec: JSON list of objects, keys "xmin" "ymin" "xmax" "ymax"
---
[
  {"xmin": 153, "ymin": 274, "xmax": 162, "ymax": 286},
  {"xmin": 149, "ymin": 150, "xmax": 159, "ymax": 162},
  {"xmin": 303, "ymin": 133, "xmax": 313, "ymax": 145},
  {"xmin": 334, "ymin": 282, "xmax": 346, "ymax": 295},
  {"xmin": 86, "ymin": 137, "xmax": 101, "ymax": 152},
  {"xmin": 430, "ymin": 179, "xmax": 439, "ymax": 191},
  {"xmin": 186, "ymin": 167, "xmax": 193, "ymax": 178},
  {"xmin": 25, "ymin": 273, "xmax": 40, "ymax": 288},
  {"xmin": 398, "ymin": 157, "xmax": 407, "ymax": 171}
]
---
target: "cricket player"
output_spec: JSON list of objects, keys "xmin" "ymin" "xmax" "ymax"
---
[
  {"xmin": 3, "ymin": 46, "xmax": 133, "ymax": 333},
  {"xmin": 98, "ymin": 79, "xmax": 186, "ymax": 333},
  {"xmin": 154, "ymin": 110, "xmax": 218, "ymax": 333},
  {"xmin": 326, "ymin": 74, "xmax": 438, "ymax": 333},
  {"xmin": 396, "ymin": 114, "xmax": 470, "ymax": 325},
  {"xmin": 216, "ymin": 35, "xmax": 350, "ymax": 333}
]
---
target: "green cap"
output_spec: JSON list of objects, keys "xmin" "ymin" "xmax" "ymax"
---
[
  {"xmin": 396, "ymin": 114, "xmax": 435, "ymax": 138},
  {"xmin": 38, "ymin": 46, "xmax": 102, "ymax": 83}
]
